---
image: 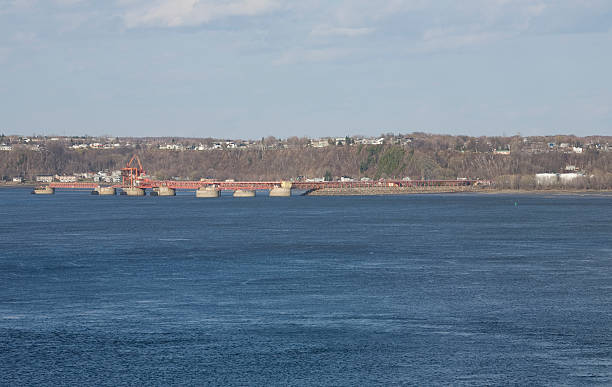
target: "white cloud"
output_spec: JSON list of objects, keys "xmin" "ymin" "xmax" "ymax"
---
[
  {"xmin": 123, "ymin": 0, "xmax": 280, "ymax": 28},
  {"xmin": 310, "ymin": 26, "xmax": 374, "ymax": 37},
  {"xmin": 419, "ymin": 29, "xmax": 509, "ymax": 53},
  {"xmin": 54, "ymin": 0, "xmax": 85, "ymax": 6},
  {"xmin": 273, "ymin": 47, "xmax": 351, "ymax": 65}
]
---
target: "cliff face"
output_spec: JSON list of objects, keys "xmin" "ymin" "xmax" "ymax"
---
[{"xmin": 2, "ymin": 142, "xmax": 612, "ymax": 188}]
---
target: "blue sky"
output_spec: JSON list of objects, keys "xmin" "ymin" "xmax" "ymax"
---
[{"xmin": 1, "ymin": 0, "xmax": 611, "ymax": 138}]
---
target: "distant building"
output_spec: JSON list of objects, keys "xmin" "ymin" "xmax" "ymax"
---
[
  {"xmin": 0, "ymin": 144, "xmax": 12, "ymax": 151},
  {"xmin": 57, "ymin": 175, "xmax": 77, "ymax": 183},
  {"xmin": 559, "ymin": 173, "xmax": 583, "ymax": 184},
  {"xmin": 36, "ymin": 175, "xmax": 54, "ymax": 183},
  {"xmin": 535, "ymin": 173, "xmax": 558, "ymax": 186},
  {"xmin": 572, "ymin": 147, "xmax": 583, "ymax": 154},
  {"xmin": 12, "ymin": 177, "xmax": 23, "ymax": 183},
  {"xmin": 159, "ymin": 144, "xmax": 184, "ymax": 151},
  {"xmin": 493, "ymin": 149, "xmax": 511, "ymax": 155},
  {"xmin": 78, "ymin": 172, "xmax": 95, "ymax": 179},
  {"xmin": 358, "ymin": 138, "xmax": 384, "ymax": 145},
  {"xmin": 311, "ymin": 139, "xmax": 330, "ymax": 148},
  {"xmin": 536, "ymin": 172, "xmax": 584, "ymax": 185}
]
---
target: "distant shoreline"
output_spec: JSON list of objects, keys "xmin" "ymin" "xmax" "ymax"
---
[
  {"xmin": 306, "ymin": 187, "xmax": 612, "ymax": 196},
  {"xmin": 2, "ymin": 183, "xmax": 611, "ymax": 197},
  {"xmin": 0, "ymin": 183, "xmax": 38, "ymax": 188}
]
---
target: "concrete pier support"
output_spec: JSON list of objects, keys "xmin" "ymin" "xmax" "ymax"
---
[
  {"xmin": 32, "ymin": 186, "xmax": 54, "ymax": 195},
  {"xmin": 196, "ymin": 186, "xmax": 220, "ymax": 198},
  {"xmin": 155, "ymin": 186, "xmax": 176, "ymax": 196},
  {"xmin": 123, "ymin": 187, "xmax": 146, "ymax": 196},
  {"xmin": 96, "ymin": 186, "xmax": 116, "ymax": 195},
  {"xmin": 233, "ymin": 189, "xmax": 255, "ymax": 198},
  {"xmin": 269, "ymin": 181, "xmax": 292, "ymax": 197},
  {"xmin": 269, "ymin": 187, "xmax": 291, "ymax": 197}
]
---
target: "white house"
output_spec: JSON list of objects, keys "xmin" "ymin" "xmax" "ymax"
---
[
  {"xmin": 359, "ymin": 138, "xmax": 384, "ymax": 145},
  {"xmin": 159, "ymin": 144, "xmax": 184, "ymax": 151},
  {"xmin": 36, "ymin": 175, "xmax": 54, "ymax": 183},
  {"xmin": 535, "ymin": 173, "xmax": 558, "ymax": 186},
  {"xmin": 311, "ymin": 139, "xmax": 330, "ymax": 148},
  {"xmin": 58, "ymin": 175, "xmax": 77, "ymax": 183},
  {"xmin": 493, "ymin": 149, "xmax": 511, "ymax": 155}
]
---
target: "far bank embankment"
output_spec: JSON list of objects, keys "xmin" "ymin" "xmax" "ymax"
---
[
  {"xmin": 306, "ymin": 187, "xmax": 612, "ymax": 196},
  {"xmin": 306, "ymin": 186, "xmax": 480, "ymax": 196}
]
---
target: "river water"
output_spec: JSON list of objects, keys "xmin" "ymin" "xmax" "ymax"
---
[{"xmin": 1, "ymin": 189, "xmax": 611, "ymax": 385}]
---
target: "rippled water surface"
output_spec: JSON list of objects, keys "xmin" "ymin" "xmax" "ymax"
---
[{"xmin": 1, "ymin": 189, "xmax": 611, "ymax": 385}]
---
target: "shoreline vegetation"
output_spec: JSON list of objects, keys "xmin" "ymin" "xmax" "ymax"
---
[
  {"xmin": 3, "ymin": 182, "xmax": 610, "ymax": 196},
  {"xmin": 306, "ymin": 187, "xmax": 612, "ymax": 196},
  {"xmin": 1, "ymin": 134, "xmax": 611, "ymax": 189}
]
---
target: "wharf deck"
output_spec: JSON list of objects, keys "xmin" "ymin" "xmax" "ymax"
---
[{"xmin": 49, "ymin": 179, "xmax": 480, "ymax": 191}]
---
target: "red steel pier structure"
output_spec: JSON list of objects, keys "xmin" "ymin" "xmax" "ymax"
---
[{"xmin": 47, "ymin": 155, "xmax": 484, "ymax": 194}]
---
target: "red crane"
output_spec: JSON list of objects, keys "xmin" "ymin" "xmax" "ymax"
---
[{"xmin": 121, "ymin": 155, "xmax": 145, "ymax": 187}]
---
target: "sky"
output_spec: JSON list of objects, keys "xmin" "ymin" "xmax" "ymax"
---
[{"xmin": 1, "ymin": 0, "xmax": 611, "ymax": 139}]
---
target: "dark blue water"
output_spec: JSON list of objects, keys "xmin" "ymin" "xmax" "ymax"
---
[{"xmin": 1, "ymin": 189, "xmax": 611, "ymax": 385}]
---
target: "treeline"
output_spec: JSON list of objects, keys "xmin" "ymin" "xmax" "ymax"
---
[{"xmin": 2, "ymin": 141, "xmax": 612, "ymax": 189}]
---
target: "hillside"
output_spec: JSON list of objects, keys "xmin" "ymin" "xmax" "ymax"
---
[{"xmin": 1, "ymin": 134, "xmax": 612, "ymax": 189}]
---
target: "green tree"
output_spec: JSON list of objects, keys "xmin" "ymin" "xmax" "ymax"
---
[{"xmin": 378, "ymin": 146, "xmax": 405, "ymax": 177}]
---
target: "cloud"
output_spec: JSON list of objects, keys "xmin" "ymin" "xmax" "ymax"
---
[
  {"xmin": 123, "ymin": 0, "xmax": 280, "ymax": 28},
  {"xmin": 419, "ymin": 29, "xmax": 509, "ymax": 53},
  {"xmin": 115, "ymin": 0, "xmax": 612, "ymax": 64},
  {"xmin": 310, "ymin": 26, "xmax": 374, "ymax": 37},
  {"xmin": 273, "ymin": 47, "xmax": 351, "ymax": 65},
  {"xmin": 53, "ymin": 0, "xmax": 85, "ymax": 6}
]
